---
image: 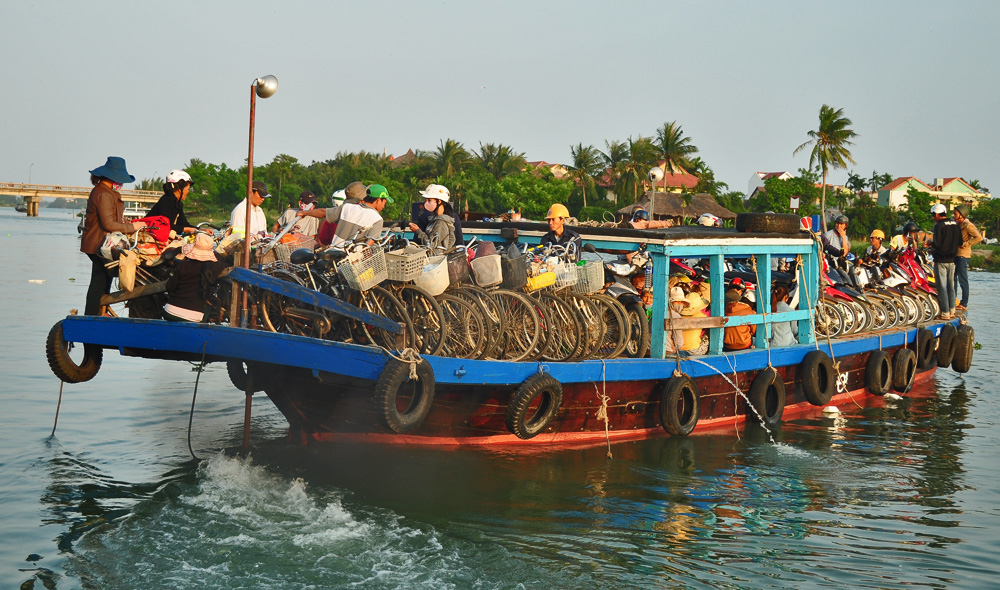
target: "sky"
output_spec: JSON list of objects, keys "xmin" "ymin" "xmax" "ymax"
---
[{"xmin": 2, "ymin": 0, "xmax": 998, "ymax": 200}]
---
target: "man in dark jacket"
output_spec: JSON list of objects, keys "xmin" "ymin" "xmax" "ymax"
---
[{"xmin": 926, "ymin": 203, "xmax": 962, "ymax": 319}]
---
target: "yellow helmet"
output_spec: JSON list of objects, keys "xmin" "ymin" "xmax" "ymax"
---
[
  {"xmin": 545, "ymin": 203, "xmax": 570, "ymax": 219},
  {"xmin": 870, "ymin": 229, "xmax": 885, "ymax": 240}
]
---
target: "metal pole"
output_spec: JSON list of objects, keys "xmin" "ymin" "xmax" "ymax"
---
[{"xmin": 236, "ymin": 84, "xmax": 257, "ymax": 327}]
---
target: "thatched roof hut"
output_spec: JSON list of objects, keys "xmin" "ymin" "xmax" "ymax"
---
[{"xmin": 617, "ymin": 191, "xmax": 737, "ymax": 221}]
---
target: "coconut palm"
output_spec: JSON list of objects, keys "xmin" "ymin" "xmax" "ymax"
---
[
  {"xmin": 433, "ymin": 139, "xmax": 470, "ymax": 179},
  {"xmin": 616, "ymin": 136, "xmax": 659, "ymax": 205},
  {"xmin": 654, "ymin": 121, "xmax": 699, "ymax": 175},
  {"xmin": 794, "ymin": 105, "xmax": 858, "ymax": 233},
  {"xmin": 474, "ymin": 143, "xmax": 526, "ymax": 180},
  {"xmin": 568, "ymin": 143, "xmax": 602, "ymax": 208}
]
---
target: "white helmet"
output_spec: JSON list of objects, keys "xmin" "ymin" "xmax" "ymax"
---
[
  {"xmin": 420, "ymin": 184, "xmax": 451, "ymax": 203},
  {"xmin": 930, "ymin": 203, "xmax": 947, "ymax": 216},
  {"xmin": 698, "ymin": 213, "xmax": 718, "ymax": 227},
  {"xmin": 332, "ymin": 189, "xmax": 347, "ymax": 204},
  {"xmin": 166, "ymin": 169, "xmax": 192, "ymax": 184}
]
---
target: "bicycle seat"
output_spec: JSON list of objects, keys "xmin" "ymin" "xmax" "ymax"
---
[
  {"xmin": 289, "ymin": 248, "xmax": 316, "ymax": 265},
  {"xmin": 319, "ymin": 249, "xmax": 348, "ymax": 263},
  {"xmin": 160, "ymin": 247, "xmax": 181, "ymax": 262}
]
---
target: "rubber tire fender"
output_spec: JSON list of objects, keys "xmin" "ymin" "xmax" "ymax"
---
[
  {"xmin": 952, "ymin": 324, "xmax": 975, "ymax": 374},
  {"xmin": 735, "ymin": 212, "xmax": 802, "ymax": 235},
  {"xmin": 892, "ymin": 348, "xmax": 917, "ymax": 393},
  {"xmin": 935, "ymin": 323, "xmax": 957, "ymax": 368},
  {"xmin": 46, "ymin": 320, "xmax": 103, "ymax": 383},
  {"xmin": 227, "ymin": 360, "xmax": 265, "ymax": 393},
  {"xmin": 506, "ymin": 372, "xmax": 563, "ymax": 439},
  {"xmin": 657, "ymin": 374, "xmax": 700, "ymax": 436},
  {"xmin": 914, "ymin": 328, "xmax": 936, "ymax": 370},
  {"xmin": 373, "ymin": 358, "xmax": 436, "ymax": 434},
  {"xmin": 748, "ymin": 368, "xmax": 786, "ymax": 427},
  {"xmin": 865, "ymin": 350, "xmax": 893, "ymax": 396},
  {"xmin": 797, "ymin": 350, "xmax": 836, "ymax": 406}
]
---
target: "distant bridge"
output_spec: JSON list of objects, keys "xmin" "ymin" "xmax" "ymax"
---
[{"xmin": 1, "ymin": 182, "xmax": 160, "ymax": 216}]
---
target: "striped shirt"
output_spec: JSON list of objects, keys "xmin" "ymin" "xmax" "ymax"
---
[{"xmin": 324, "ymin": 201, "xmax": 383, "ymax": 247}]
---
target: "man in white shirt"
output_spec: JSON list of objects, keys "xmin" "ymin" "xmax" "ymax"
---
[
  {"xmin": 229, "ymin": 180, "xmax": 270, "ymax": 240},
  {"xmin": 298, "ymin": 183, "xmax": 393, "ymax": 247}
]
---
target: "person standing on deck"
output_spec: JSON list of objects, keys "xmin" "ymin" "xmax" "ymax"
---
[
  {"xmin": 229, "ymin": 180, "xmax": 270, "ymax": 241},
  {"xmin": 273, "ymin": 191, "xmax": 320, "ymax": 237},
  {"xmin": 147, "ymin": 169, "xmax": 196, "ymax": 236},
  {"xmin": 540, "ymin": 204, "xmax": 582, "ymax": 262},
  {"xmin": 952, "ymin": 204, "xmax": 982, "ymax": 311},
  {"xmin": 410, "ymin": 184, "xmax": 457, "ymax": 255},
  {"xmin": 926, "ymin": 203, "xmax": 962, "ymax": 320},
  {"xmin": 80, "ymin": 157, "xmax": 146, "ymax": 316},
  {"xmin": 298, "ymin": 184, "xmax": 392, "ymax": 247},
  {"xmin": 410, "ymin": 184, "xmax": 464, "ymax": 245}
]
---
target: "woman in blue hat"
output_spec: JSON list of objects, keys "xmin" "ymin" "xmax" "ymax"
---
[{"xmin": 80, "ymin": 156, "xmax": 146, "ymax": 315}]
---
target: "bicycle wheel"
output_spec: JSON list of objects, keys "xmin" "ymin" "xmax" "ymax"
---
[
  {"xmin": 258, "ymin": 268, "xmax": 306, "ymax": 333},
  {"xmin": 622, "ymin": 301, "xmax": 650, "ymax": 358},
  {"xmin": 397, "ymin": 284, "xmax": 447, "ymax": 356},
  {"xmin": 353, "ymin": 286, "xmax": 415, "ymax": 351},
  {"xmin": 536, "ymin": 292, "xmax": 581, "ymax": 362},
  {"xmin": 491, "ymin": 289, "xmax": 541, "ymax": 362},
  {"xmin": 435, "ymin": 293, "xmax": 487, "ymax": 359},
  {"xmin": 452, "ymin": 284, "xmax": 506, "ymax": 359},
  {"xmin": 564, "ymin": 293, "xmax": 606, "ymax": 360},
  {"xmin": 588, "ymin": 292, "xmax": 630, "ymax": 359}
]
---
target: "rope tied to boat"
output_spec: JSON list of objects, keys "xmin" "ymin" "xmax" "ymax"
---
[
  {"xmin": 593, "ymin": 359, "xmax": 612, "ymax": 459},
  {"xmin": 384, "ymin": 347, "xmax": 422, "ymax": 380},
  {"xmin": 689, "ymin": 355, "xmax": 750, "ymax": 441},
  {"xmin": 796, "ymin": 253, "xmax": 821, "ymax": 353}
]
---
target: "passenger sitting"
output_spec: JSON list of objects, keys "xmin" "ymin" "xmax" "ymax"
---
[
  {"xmin": 864, "ymin": 229, "xmax": 888, "ymax": 265},
  {"xmin": 163, "ymin": 233, "xmax": 227, "ymax": 322},
  {"xmin": 769, "ymin": 284, "xmax": 798, "ymax": 348},
  {"xmin": 680, "ymin": 292, "xmax": 710, "ymax": 355},
  {"xmin": 664, "ymin": 287, "xmax": 687, "ymax": 354},
  {"xmin": 723, "ymin": 279, "xmax": 756, "ymax": 351}
]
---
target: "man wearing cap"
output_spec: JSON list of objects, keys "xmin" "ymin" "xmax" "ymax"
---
[
  {"xmin": 926, "ymin": 203, "xmax": 962, "ymax": 319},
  {"xmin": 229, "ymin": 180, "xmax": 270, "ymax": 240},
  {"xmin": 541, "ymin": 203, "xmax": 583, "ymax": 262},
  {"xmin": 409, "ymin": 183, "xmax": 464, "ymax": 245},
  {"xmin": 273, "ymin": 191, "xmax": 320, "ymax": 237},
  {"xmin": 298, "ymin": 183, "xmax": 392, "ymax": 247},
  {"xmin": 953, "ymin": 204, "xmax": 981, "ymax": 310}
]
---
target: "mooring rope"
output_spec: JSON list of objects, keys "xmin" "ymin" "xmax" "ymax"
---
[
  {"xmin": 186, "ymin": 343, "xmax": 208, "ymax": 461},
  {"xmin": 50, "ymin": 381, "xmax": 64, "ymax": 438},
  {"xmin": 686, "ymin": 355, "xmax": 750, "ymax": 440},
  {"xmin": 593, "ymin": 359, "xmax": 612, "ymax": 459}
]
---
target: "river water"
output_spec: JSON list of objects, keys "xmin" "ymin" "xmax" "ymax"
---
[{"xmin": 2, "ymin": 207, "xmax": 998, "ymax": 589}]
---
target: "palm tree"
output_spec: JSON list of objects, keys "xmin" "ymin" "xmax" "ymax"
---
[
  {"xmin": 968, "ymin": 179, "xmax": 989, "ymax": 193},
  {"xmin": 599, "ymin": 140, "xmax": 628, "ymax": 202},
  {"xmin": 794, "ymin": 105, "xmax": 858, "ymax": 233},
  {"xmin": 433, "ymin": 139, "xmax": 470, "ymax": 179},
  {"xmin": 568, "ymin": 143, "xmax": 602, "ymax": 208},
  {"xmin": 474, "ymin": 143, "xmax": 526, "ymax": 180},
  {"xmin": 654, "ymin": 121, "xmax": 699, "ymax": 176}
]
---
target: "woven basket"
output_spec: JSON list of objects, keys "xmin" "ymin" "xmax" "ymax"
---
[
  {"xmin": 572, "ymin": 260, "xmax": 605, "ymax": 294},
  {"xmin": 386, "ymin": 247, "xmax": 428, "ymax": 282},
  {"xmin": 447, "ymin": 251, "xmax": 472, "ymax": 285},
  {"xmin": 338, "ymin": 244, "xmax": 388, "ymax": 291},
  {"xmin": 470, "ymin": 254, "xmax": 502, "ymax": 288},
  {"xmin": 500, "ymin": 255, "xmax": 528, "ymax": 290}
]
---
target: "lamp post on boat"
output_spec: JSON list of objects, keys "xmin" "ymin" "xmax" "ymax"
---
[{"xmin": 236, "ymin": 75, "xmax": 278, "ymax": 328}]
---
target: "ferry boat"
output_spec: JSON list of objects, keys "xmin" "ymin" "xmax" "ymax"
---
[{"xmin": 46, "ymin": 215, "xmax": 975, "ymax": 448}]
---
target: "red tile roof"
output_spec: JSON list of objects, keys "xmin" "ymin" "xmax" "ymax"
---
[{"xmin": 880, "ymin": 177, "xmax": 934, "ymax": 192}]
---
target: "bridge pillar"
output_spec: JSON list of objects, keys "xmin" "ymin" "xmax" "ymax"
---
[{"xmin": 24, "ymin": 196, "xmax": 42, "ymax": 217}]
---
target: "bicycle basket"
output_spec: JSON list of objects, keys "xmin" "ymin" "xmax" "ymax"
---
[
  {"xmin": 500, "ymin": 254, "xmax": 528, "ymax": 290},
  {"xmin": 572, "ymin": 260, "xmax": 605, "ymax": 294},
  {"xmin": 554, "ymin": 262, "xmax": 579, "ymax": 289},
  {"xmin": 385, "ymin": 246, "xmax": 427, "ymax": 282},
  {"xmin": 413, "ymin": 255, "xmax": 449, "ymax": 296},
  {"xmin": 470, "ymin": 254, "xmax": 502, "ymax": 288},
  {"xmin": 447, "ymin": 251, "xmax": 471, "ymax": 285},
  {"xmin": 524, "ymin": 271, "xmax": 556, "ymax": 292},
  {"xmin": 337, "ymin": 243, "xmax": 388, "ymax": 291}
]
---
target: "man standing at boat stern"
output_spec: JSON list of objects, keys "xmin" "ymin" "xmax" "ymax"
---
[
  {"xmin": 953, "ymin": 204, "xmax": 981, "ymax": 311},
  {"xmin": 927, "ymin": 204, "xmax": 962, "ymax": 319}
]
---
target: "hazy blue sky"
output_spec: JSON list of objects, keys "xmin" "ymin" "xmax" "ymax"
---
[{"xmin": 2, "ymin": 0, "xmax": 997, "ymax": 199}]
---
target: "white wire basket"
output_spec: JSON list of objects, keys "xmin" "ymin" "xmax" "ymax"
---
[{"xmin": 337, "ymin": 243, "xmax": 388, "ymax": 291}]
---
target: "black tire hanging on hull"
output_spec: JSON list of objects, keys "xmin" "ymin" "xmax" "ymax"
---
[
  {"xmin": 373, "ymin": 358, "xmax": 436, "ymax": 434},
  {"xmin": 935, "ymin": 323, "xmax": 957, "ymax": 368},
  {"xmin": 797, "ymin": 350, "xmax": 836, "ymax": 406},
  {"xmin": 952, "ymin": 324, "xmax": 975, "ymax": 374},
  {"xmin": 748, "ymin": 368, "xmax": 785, "ymax": 426},
  {"xmin": 46, "ymin": 320, "xmax": 103, "ymax": 383},
  {"xmin": 865, "ymin": 350, "xmax": 893, "ymax": 396},
  {"xmin": 227, "ymin": 360, "xmax": 265, "ymax": 393},
  {"xmin": 915, "ymin": 328, "xmax": 936, "ymax": 370},
  {"xmin": 506, "ymin": 373, "xmax": 563, "ymax": 439},
  {"xmin": 657, "ymin": 374, "xmax": 700, "ymax": 436},
  {"xmin": 892, "ymin": 348, "xmax": 917, "ymax": 393}
]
